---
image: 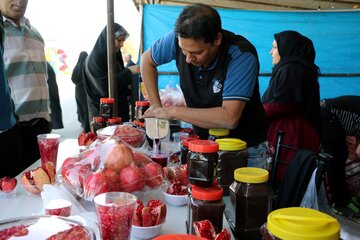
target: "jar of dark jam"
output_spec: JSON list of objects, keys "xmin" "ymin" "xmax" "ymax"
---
[
  {"xmin": 107, "ymin": 117, "xmax": 121, "ymax": 126},
  {"xmin": 135, "ymin": 101, "xmax": 150, "ymax": 123},
  {"xmin": 180, "ymin": 135, "xmax": 199, "ymax": 165},
  {"xmin": 90, "ymin": 116, "xmax": 107, "ymax": 134},
  {"xmin": 260, "ymin": 207, "xmax": 340, "ymax": 240},
  {"xmin": 187, "ymin": 140, "xmax": 219, "ymax": 187},
  {"xmin": 225, "ymin": 167, "xmax": 271, "ymax": 240},
  {"xmin": 187, "ymin": 185, "xmax": 225, "ymax": 234},
  {"xmin": 100, "ymin": 97, "xmax": 114, "ymax": 119},
  {"xmin": 216, "ymin": 138, "xmax": 248, "ymax": 195},
  {"xmin": 208, "ymin": 128, "xmax": 229, "ymax": 141}
]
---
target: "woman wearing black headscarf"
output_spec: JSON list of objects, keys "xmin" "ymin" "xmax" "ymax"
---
[
  {"xmin": 262, "ymin": 30, "xmax": 321, "ymax": 180},
  {"xmin": 84, "ymin": 23, "xmax": 139, "ymax": 125}
]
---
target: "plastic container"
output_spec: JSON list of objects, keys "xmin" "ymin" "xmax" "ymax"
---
[
  {"xmin": 100, "ymin": 97, "xmax": 114, "ymax": 119},
  {"xmin": 187, "ymin": 140, "xmax": 219, "ymax": 187},
  {"xmin": 208, "ymin": 128, "xmax": 229, "ymax": 141},
  {"xmin": 107, "ymin": 117, "xmax": 121, "ymax": 126},
  {"xmin": 187, "ymin": 185, "xmax": 225, "ymax": 234},
  {"xmin": 90, "ymin": 116, "xmax": 106, "ymax": 134},
  {"xmin": 216, "ymin": 138, "xmax": 248, "ymax": 195},
  {"xmin": 260, "ymin": 207, "xmax": 341, "ymax": 240},
  {"xmin": 180, "ymin": 135, "xmax": 199, "ymax": 165},
  {"xmin": 225, "ymin": 167, "xmax": 271, "ymax": 239},
  {"xmin": 135, "ymin": 101, "xmax": 150, "ymax": 123}
]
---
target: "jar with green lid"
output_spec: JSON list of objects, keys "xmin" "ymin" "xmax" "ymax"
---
[
  {"xmin": 260, "ymin": 207, "xmax": 341, "ymax": 240},
  {"xmin": 187, "ymin": 185, "xmax": 225, "ymax": 234},
  {"xmin": 208, "ymin": 128, "xmax": 229, "ymax": 141},
  {"xmin": 225, "ymin": 167, "xmax": 272, "ymax": 239},
  {"xmin": 187, "ymin": 140, "xmax": 219, "ymax": 187},
  {"xmin": 216, "ymin": 138, "xmax": 248, "ymax": 195}
]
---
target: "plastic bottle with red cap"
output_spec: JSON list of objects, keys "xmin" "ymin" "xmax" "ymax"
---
[{"xmin": 187, "ymin": 140, "xmax": 219, "ymax": 187}]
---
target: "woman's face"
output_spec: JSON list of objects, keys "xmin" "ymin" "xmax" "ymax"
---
[
  {"xmin": 115, "ymin": 36, "xmax": 125, "ymax": 49},
  {"xmin": 270, "ymin": 40, "xmax": 281, "ymax": 65}
]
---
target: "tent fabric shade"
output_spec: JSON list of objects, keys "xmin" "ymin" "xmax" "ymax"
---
[{"xmin": 142, "ymin": 5, "xmax": 360, "ymax": 98}]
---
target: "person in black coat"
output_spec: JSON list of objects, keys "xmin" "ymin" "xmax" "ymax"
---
[
  {"xmin": 71, "ymin": 51, "xmax": 90, "ymax": 132},
  {"xmin": 83, "ymin": 23, "xmax": 139, "ymax": 124},
  {"xmin": 47, "ymin": 62, "xmax": 64, "ymax": 130}
]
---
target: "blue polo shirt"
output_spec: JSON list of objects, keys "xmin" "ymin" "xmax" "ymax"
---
[{"xmin": 150, "ymin": 30, "xmax": 267, "ymax": 146}]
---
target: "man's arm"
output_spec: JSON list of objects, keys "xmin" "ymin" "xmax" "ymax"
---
[{"xmin": 140, "ymin": 49, "xmax": 162, "ymax": 109}]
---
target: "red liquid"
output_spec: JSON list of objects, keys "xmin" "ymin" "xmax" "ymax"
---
[
  {"xmin": 38, "ymin": 138, "xmax": 59, "ymax": 168},
  {"xmin": 151, "ymin": 154, "xmax": 168, "ymax": 168}
]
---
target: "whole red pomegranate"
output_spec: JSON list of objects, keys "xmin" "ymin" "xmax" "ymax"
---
[
  {"xmin": 104, "ymin": 143, "xmax": 134, "ymax": 172},
  {"xmin": 143, "ymin": 162, "xmax": 163, "ymax": 189},
  {"xmin": 119, "ymin": 166, "xmax": 145, "ymax": 192},
  {"xmin": 83, "ymin": 172, "xmax": 110, "ymax": 200}
]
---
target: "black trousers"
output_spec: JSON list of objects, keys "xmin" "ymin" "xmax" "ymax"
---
[
  {"xmin": 321, "ymin": 108, "xmax": 350, "ymax": 206},
  {"xmin": 19, "ymin": 118, "xmax": 51, "ymax": 171},
  {"xmin": 0, "ymin": 124, "xmax": 23, "ymax": 177}
]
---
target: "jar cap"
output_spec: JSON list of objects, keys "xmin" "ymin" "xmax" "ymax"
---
[
  {"xmin": 192, "ymin": 185, "xmax": 223, "ymax": 201},
  {"xmin": 209, "ymin": 128, "xmax": 229, "ymax": 137},
  {"xmin": 188, "ymin": 140, "xmax": 219, "ymax": 153},
  {"xmin": 234, "ymin": 167, "xmax": 268, "ymax": 183},
  {"xmin": 135, "ymin": 101, "xmax": 150, "ymax": 107},
  {"xmin": 108, "ymin": 117, "xmax": 121, "ymax": 124},
  {"xmin": 267, "ymin": 207, "xmax": 340, "ymax": 240},
  {"xmin": 100, "ymin": 98, "xmax": 115, "ymax": 104},
  {"xmin": 181, "ymin": 135, "xmax": 200, "ymax": 147},
  {"xmin": 216, "ymin": 138, "xmax": 247, "ymax": 151},
  {"xmin": 93, "ymin": 116, "xmax": 106, "ymax": 123}
]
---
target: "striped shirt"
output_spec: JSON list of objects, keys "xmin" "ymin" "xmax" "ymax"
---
[{"xmin": 2, "ymin": 16, "xmax": 50, "ymax": 122}]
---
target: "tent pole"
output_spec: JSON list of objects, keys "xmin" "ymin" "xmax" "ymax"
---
[{"xmin": 107, "ymin": 0, "xmax": 118, "ymax": 116}]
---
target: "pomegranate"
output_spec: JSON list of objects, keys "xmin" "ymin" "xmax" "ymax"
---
[
  {"xmin": 143, "ymin": 162, "xmax": 163, "ymax": 189},
  {"xmin": 193, "ymin": 220, "xmax": 231, "ymax": 240},
  {"xmin": 83, "ymin": 172, "xmax": 110, "ymax": 200},
  {"xmin": 104, "ymin": 142, "xmax": 134, "ymax": 171},
  {"xmin": 101, "ymin": 167, "xmax": 121, "ymax": 191},
  {"xmin": 132, "ymin": 199, "xmax": 167, "ymax": 227},
  {"xmin": 20, "ymin": 164, "xmax": 55, "ymax": 195},
  {"xmin": 0, "ymin": 176, "xmax": 17, "ymax": 193},
  {"xmin": 132, "ymin": 200, "xmax": 144, "ymax": 226},
  {"xmin": 167, "ymin": 181, "xmax": 188, "ymax": 195},
  {"xmin": 119, "ymin": 166, "xmax": 145, "ymax": 192},
  {"xmin": 133, "ymin": 151, "xmax": 152, "ymax": 168}
]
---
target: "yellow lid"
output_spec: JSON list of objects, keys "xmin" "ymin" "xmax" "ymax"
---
[
  {"xmin": 234, "ymin": 167, "xmax": 268, "ymax": 183},
  {"xmin": 268, "ymin": 207, "xmax": 340, "ymax": 240},
  {"xmin": 216, "ymin": 138, "xmax": 247, "ymax": 151},
  {"xmin": 209, "ymin": 128, "xmax": 229, "ymax": 137}
]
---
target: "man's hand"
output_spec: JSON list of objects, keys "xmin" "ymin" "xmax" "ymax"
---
[{"xmin": 142, "ymin": 104, "xmax": 172, "ymax": 119}]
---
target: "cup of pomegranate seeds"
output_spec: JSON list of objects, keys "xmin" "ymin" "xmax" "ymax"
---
[
  {"xmin": 94, "ymin": 192, "xmax": 137, "ymax": 240},
  {"xmin": 44, "ymin": 199, "xmax": 72, "ymax": 217}
]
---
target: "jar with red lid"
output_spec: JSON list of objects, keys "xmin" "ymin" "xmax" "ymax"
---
[
  {"xmin": 90, "ymin": 116, "xmax": 106, "ymax": 134},
  {"xmin": 135, "ymin": 101, "xmax": 150, "ymax": 123},
  {"xmin": 187, "ymin": 185, "xmax": 225, "ymax": 234},
  {"xmin": 180, "ymin": 135, "xmax": 199, "ymax": 165},
  {"xmin": 100, "ymin": 98, "xmax": 114, "ymax": 119},
  {"xmin": 187, "ymin": 140, "xmax": 219, "ymax": 187},
  {"xmin": 107, "ymin": 117, "xmax": 121, "ymax": 126}
]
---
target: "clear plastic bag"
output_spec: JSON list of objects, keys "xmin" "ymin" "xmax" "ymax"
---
[{"xmin": 300, "ymin": 168, "xmax": 319, "ymax": 210}]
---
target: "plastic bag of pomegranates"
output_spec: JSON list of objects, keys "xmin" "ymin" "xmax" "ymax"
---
[{"xmin": 58, "ymin": 138, "xmax": 165, "ymax": 201}]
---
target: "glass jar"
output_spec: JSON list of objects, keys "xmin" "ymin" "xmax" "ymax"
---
[
  {"xmin": 187, "ymin": 140, "xmax": 219, "ymax": 187},
  {"xmin": 180, "ymin": 135, "xmax": 199, "ymax": 165},
  {"xmin": 260, "ymin": 207, "xmax": 340, "ymax": 240},
  {"xmin": 100, "ymin": 98, "xmax": 114, "ymax": 119},
  {"xmin": 187, "ymin": 185, "xmax": 225, "ymax": 234},
  {"xmin": 107, "ymin": 117, "xmax": 121, "ymax": 126},
  {"xmin": 216, "ymin": 138, "xmax": 248, "ymax": 195},
  {"xmin": 135, "ymin": 101, "xmax": 150, "ymax": 123},
  {"xmin": 225, "ymin": 167, "xmax": 271, "ymax": 239},
  {"xmin": 90, "ymin": 116, "xmax": 107, "ymax": 134},
  {"xmin": 208, "ymin": 128, "xmax": 229, "ymax": 141}
]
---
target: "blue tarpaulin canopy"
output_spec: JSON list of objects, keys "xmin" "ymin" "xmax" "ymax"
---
[{"xmin": 142, "ymin": 5, "xmax": 360, "ymax": 99}]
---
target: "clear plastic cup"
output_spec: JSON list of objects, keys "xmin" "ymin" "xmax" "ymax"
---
[
  {"xmin": 94, "ymin": 192, "xmax": 137, "ymax": 240},
  {"xmin": 37, "ymin": 133, "xmax": 61, "ymax": 168}
]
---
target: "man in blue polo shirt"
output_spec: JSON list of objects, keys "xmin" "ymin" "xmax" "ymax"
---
[{"xmin": 141, "ymin": 3, "xmax": 268, "ymax": 168}]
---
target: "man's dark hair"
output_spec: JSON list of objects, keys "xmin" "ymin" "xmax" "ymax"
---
[{"xmin": 175, "ymin": 4, "xmax": 222, "ymax": 43}]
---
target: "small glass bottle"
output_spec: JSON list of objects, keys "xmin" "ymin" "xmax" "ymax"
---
[
  {"xmin": 208, "ymin": 128, "xmax": 229, "ymax": 141},
  {"xmin": 107, "ymin": 117, "xmax": 121, "ymax": 126},
  {"xmin": 187, "ymin": 185, "xmax": 225, "ymax": 234},
  {"xmin": 225, "ymin": 167, "xmax": 271, "ymax": 239},
  {"xmin": 135, "ymin": 101, "xmax": 150, "ymax": 123},
  {"xmin": 216, "ymin": 138, "xmax": 248, "ymax": 195},
  {"xmin": 100, "ymin": 97, "xmax": 114, "ymax": 119},
  {"xmin": 180, "ymin": 134, "xmax": 199, "ymax": 165},
  {"xmin": 187, "ymin": 140, "xmax": 219, "ymax": 187},
  {"xmin": 90, "ymin": 116, "xmax": 107, "ymax": 134}
]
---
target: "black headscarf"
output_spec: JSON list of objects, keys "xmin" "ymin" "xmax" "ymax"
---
[
  {"xmin": 262, "ymin": 30, "xmax": 321, "ymax": 133},
  {"xmin": 84, "ymin": 23, "xmax": 132, "ymax": 122}
]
